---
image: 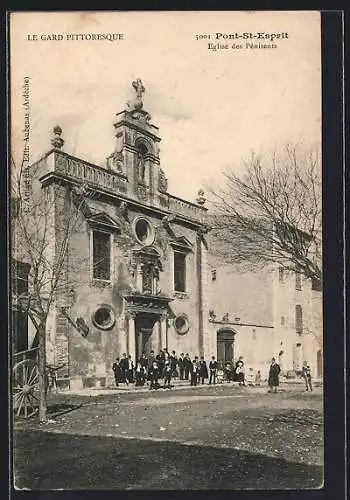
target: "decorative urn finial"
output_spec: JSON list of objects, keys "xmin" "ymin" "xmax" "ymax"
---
[
  {"xmin": 196, "ymin": 189, "xmax": 206, "ymax": 205},
  {"xmin": 51, "ymin": 126, "xmax": 64, "ymax": 150}
]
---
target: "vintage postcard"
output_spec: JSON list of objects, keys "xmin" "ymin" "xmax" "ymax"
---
[{"xmin": 10, "ymin": 11, "xmax": 324, "ymax": 490}]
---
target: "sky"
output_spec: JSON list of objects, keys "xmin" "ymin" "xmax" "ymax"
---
[{"xmin": 10, "ymin": 11, "xmax": 321, "ymax": 203}]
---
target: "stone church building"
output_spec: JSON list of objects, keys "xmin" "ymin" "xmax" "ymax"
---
[
  {"xmin": 15, "ymin": 80, "xmax": 212, "ymax": 389},
  {"xmin": 13, "ymin": 80, "xmax": 323, "ymax": 388}
]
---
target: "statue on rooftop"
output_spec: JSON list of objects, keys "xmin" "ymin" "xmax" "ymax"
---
[
  {"xmin": 126, "ymin": 79, "xmax": 152, "ymax": 122},
  {"xmin": 127, "ymin": 78, "xmax": 145, "ymax": 111}
]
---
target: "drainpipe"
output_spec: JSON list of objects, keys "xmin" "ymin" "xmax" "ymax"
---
[{"xmin": 196, "ymin": 232, "xmax": 204, "ymax": 357}]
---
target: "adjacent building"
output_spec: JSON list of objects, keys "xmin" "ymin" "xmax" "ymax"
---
[{"xmin": 207, "ymin": 258, "xmax": 323, "ymax": 379}]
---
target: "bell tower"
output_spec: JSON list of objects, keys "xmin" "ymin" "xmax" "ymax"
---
[{"xmin": 106, "ymin": 79, "xmax": 168, "ymax": 206}]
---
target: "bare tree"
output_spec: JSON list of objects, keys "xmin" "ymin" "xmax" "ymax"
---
[
  {"xmin": 208, "ymin": 143, "xmax": 322, "ymax": 282},
  {"xmin": 12, "ymin": 155, "xmax": 90, "ymax": 422}
]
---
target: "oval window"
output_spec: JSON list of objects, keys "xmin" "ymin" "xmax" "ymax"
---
[
  {"xmin": 174, "ymin": 314, "xmax": 189, "ymax": 335},
  {"xmin": 91, "ymin": 305, "xmax": 115, "ymax": 331},
  {"xmin": 133, "ymin": 217, "xmax": 155, "ymax": 245}
]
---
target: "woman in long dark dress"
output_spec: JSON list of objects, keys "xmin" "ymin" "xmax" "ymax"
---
[{"xmin": 268, "ymin": 357, "xmax": 281, "ymax": 393}]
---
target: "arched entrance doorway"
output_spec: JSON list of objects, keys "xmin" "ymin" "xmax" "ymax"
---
[
  {"xmin": 217, "ymin": 328, "xmax": 236, "ymax": 366},
  {"xmin": 135, "ymin": 314, "xmax": 158, "ymax": 360}
]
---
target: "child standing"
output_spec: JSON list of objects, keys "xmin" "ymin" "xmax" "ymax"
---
[
  {"xmin": 190, "ymin": 359, "xmax": 198, "ymax": 386},
  {"xmin": 302, "ymin": 362, "xmax": 313, "ymax": 392},
  {"xmin": 164, "ymin": 360, "xmax": 172, "ymax": 388}
]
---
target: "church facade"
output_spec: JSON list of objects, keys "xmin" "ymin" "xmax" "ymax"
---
[{"xmin": 21, "ymin": 80, "xmax": 211, "ymax": 389}]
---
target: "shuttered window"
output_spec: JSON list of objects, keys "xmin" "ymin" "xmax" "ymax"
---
[
  {"xmin": 92, "ymin": 230, "xmax": 111, "ymax": 280},
  {"xmin": 174, "ymin": 251, "xmax": 186, "ymax": 292},
  {"xmin": 295, "ymin": 304, "xmax": 303, "ymax": 334}
]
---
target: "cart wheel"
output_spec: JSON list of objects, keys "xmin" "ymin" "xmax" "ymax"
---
[{"xmin": 13, "ymin": 359, "xmax": 39, "ymax": 418}]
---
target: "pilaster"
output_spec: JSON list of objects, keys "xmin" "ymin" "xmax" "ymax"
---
[
  {"xmin": 159, "ymin": 314, "xmax": 168, "ymax": 350},
  {"xmin": 127, "ymin": 312, "xmax": 136, "ymax": 363}
]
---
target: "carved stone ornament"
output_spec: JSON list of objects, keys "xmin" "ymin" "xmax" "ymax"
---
[
  {"xmin": 76, "ymin": 317, "xmax": 89, "ymax": 337},
  {"xmin": 107, "ymin": 152, "xmax": 124, "ymax": 173},
  {"xmin": 196, "ymin": 189, "xmax": 206, "ymax": 205},
  {"xmin": 209, "ymin": 310, "xmax": 217, "ymax": 322},
  {"xmin": 119, "ymin": 201, "xmax": 129, "ymax": 217},
  {"xmin": 115, "ymin": 131, "xmax": 124, "ymax": 153},
  {"xmin": 222, "ymin": 312, "xmax": 229, "ymax": 322},
  {"xmin": 137, "ymin": 185, "xmax": 148, "ymax": 201},
  {"xmin": 158, "ymin": 168, "xmax": 168, "ymax": 193},
  {"xmin": 129, "ymin": 109, "xmax": 152, "ymax": 123},
  {"xmin": 51, "ymin": 125, "xmax": 65, "ymax": 150}
]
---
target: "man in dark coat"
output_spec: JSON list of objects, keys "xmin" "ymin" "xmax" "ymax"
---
[
  {"xmin": 140, "ymin": 352, "xmax": 148, "ymax": 370},
  {"xmin": 170, "ymin": 350, "xmax": 178, "ymax": 378},
  {"xmin": 199, "ymin": 357, "xmax": 208, "ymax": 384},
  {"xmin": 177, "ymin": 353, "xmax": 185, "ymax": 380},
  {"xmin": 112, "ymin": 357, "xmax": 122, "ymax": 387},
  {"xmin": 126, "ymin": 355, "xmax": 134, "ymax": 384},
  {"xmin": 156, "ymin": 350, "xmax": 165, "ymax": 379},
  {"xmin": 119, "ymin": 353, "xmax": 128, "ymax": 384},
  {"xmin": 184, "ymin": 353, "xmax": 191, "ymax": 381},
  {"xmin": 209, "ymin": 356, "xmax": 218, "ymax": 385},
  {"xmin": 268, "ymin": 357, "xmax": 281, "ymax": 392},
  {"xmin": 147, "ymin": 350, "xmax": 155, "ymax": 369}
]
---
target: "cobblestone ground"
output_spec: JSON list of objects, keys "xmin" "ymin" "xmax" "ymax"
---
[{"xmin": 13, "ymin": 383, "xmax": 323, "ymax": 490}]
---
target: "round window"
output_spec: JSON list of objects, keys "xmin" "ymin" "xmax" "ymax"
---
[
  {"xmin": 91, "ymin": 305, "xmax": 115, "ymax": 331},
  {"xmin": 174, "ymin": 314, "xmax": 189, "ymax": 335},
  {"xmin": 133, "ymin": 217, "xmax": 155, "ymax": 245}
]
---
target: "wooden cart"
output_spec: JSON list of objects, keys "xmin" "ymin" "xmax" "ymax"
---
[
  {"xmin": 12, "ymin": 347, "xmax": 65, "ymax": 419},
  {"xmin": 12, "ymin": 347, "xmax": 40, "ymax": 418}
]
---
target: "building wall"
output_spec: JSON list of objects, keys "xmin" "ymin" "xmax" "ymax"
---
[
  {"xmin": 208, "ymin": 262, "xmax": 274, "ymax": 327},
  {"xmin": 273, "ymin": 267, "xmax": 323, "ymax": 377}
]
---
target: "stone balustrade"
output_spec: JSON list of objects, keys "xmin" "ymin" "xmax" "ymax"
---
[
  {"xmin": 168, "ymin": 194, "xmax": 207, "ymax": 222},
  {"xmin": 49, "ymin": 150, "xmax": 206, "ymax": 223},
  {"xmin": 54, "ymin": 151, "xmax": 127, "ymax": 194}
]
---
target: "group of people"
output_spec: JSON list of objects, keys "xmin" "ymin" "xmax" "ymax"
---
[
  {"xmin": 112, "ymin": 350, "xmax": 313, "ymax": 392},
  {"xmin": 112, "ymin": 350, "xmax": 225, "ymax": 390},
  {"xmin": 112, "ymin": 350, "xmax": 250, "ymax": 390}
]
